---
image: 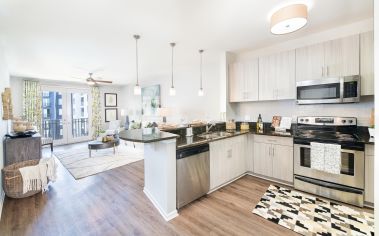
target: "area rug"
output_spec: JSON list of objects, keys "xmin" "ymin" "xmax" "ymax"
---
[
  {"xmin": 54, "ymin": 144, "xmax": 143, "ymax": 179},
  {"xmin": 253, "ymin": 185, "xmax": 374, "ymax": 236}
]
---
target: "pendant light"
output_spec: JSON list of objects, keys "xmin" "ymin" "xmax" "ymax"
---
[
  {"xmin": 198, "ymin": 49, "xmax": 204, "ymax": 96},
  {"xmin": 169, "ymin": 42, "xmax": 176, "ymax": 96},
  {"xmin": 133, "ymin": 35, "xmax": 141, "ymax": 95},
  {"xmin": 270, "ymin": 4, "xmax": 308, "ymax": 35}
]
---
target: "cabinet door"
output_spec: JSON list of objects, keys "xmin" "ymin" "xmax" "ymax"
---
[
  {"xmin": 272, "ymin": 145, "xmax": 294, "ymax": 183},
  {"xmin": 209, "ymin": 140, "xmax": 225, "ymax": 190},
  {"xmin": 295, "ymin": 43, "xmax": 324, "ymax": 81},
  {"xmin": 276, "ymin": 50, "xmax": 296, "ymax": 100},
  {"xmin": 245, "ymin": 134, "xmax": 254, "ymax": 172},
  {"xmin": 365, "ymin": 145, "xmax": 374, "ymax": 204},
  {"xmin": 244, "ymin": 59, "xmax": 259, "ymax": 101},
  {"xmin": 258, "ymin": 55, "xmax": 276, "ymax": 101},
  {"xmin": 253, "ymin": 142, "xmax": 272, "ymax": 177},
  {"xmin": 229, "ymin": 63, "xmax": 244, "ymax": 102},
  {"xmin": 360, "ymin": 31, "xmax": 374, "ymax": 96},
  {"xmin": 324, "ymin": 34, "xmax": 360, "ymax": 77}
]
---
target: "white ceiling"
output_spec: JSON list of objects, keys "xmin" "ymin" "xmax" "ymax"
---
[{"xmin": 0, "ymin": 0, "xmax": 373, "ymax": 84}]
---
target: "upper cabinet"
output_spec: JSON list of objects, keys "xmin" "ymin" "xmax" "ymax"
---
[
  {"xmin": 229, "ymin": 59, "xmax": 259, "ymax": 102},
  {"xmin": 324, "ymin": 34, "xmax": 359, "ymax": 77},
  {"xmin": 360, "ymin": 31, "xmax": 374, "ymax": 96},
  {"xmin": 296, "ymin": 34, "xmax": 360, "ymax": 82},
  {"xmin": 229, "ymin": 32, "xmax": 373, "ymax": 102},
  {"xmin": 259, "ymin": 50, "xmax": 296, "ymax": 101},
  {"xmin": 295, "ymin": 43, "xmax": 326, "ymax": 81}
]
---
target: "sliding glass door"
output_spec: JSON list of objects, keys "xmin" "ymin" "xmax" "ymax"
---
[{"xmin": 41, "ymin": 86, "xmax": 91, "ymax": 145}]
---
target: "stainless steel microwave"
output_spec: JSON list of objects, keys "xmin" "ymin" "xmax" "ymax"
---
[{"xmin": 296, "ymin": 75, "xmax": 360, "ymax": 105}]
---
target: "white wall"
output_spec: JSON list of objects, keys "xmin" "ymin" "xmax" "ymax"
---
[
  {"xmin": 0, "ymin": 42, "xmax": 10, "ymax": 218},
  {"xmin": 229, "ymin": 18, "xmax": 374, "ymax": 126},
  {"xmin": 10, "ymin": 76, "xmax": 124, "ymax": 128},
  {"xmin": 235, "ymin": 96, "xmax": 374, "ymax": 126},
  {"xmin": 122, "ymin": 60, "xmax": 222, "ymax": 124}
]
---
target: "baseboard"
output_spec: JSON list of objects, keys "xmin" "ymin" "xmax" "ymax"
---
[
  {"xmin": 143, "ymin": 188, "xmax": 178, "ymax": 221},
  {"xmin": 208, "ymin": 171, "xmax": 294, "ymax": 194},
  {"xmin": 246, "ymin": 172, "xmax": 294, "ymax": 187},
  {"xmin": 364, "ymin": 201, "xmax": 374, "ymax": 209},
  {"xmin": 208, "ymin": 173, "xmax": 248, "ymax": 194},
  {"xmin": 0, "ymin": 188, "xmax": 5, "ymax": 220}
]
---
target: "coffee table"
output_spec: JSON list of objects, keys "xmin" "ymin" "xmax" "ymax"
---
[{"xmin": 88, "ymin": 137, "xmax": 120, "ymax": 157}]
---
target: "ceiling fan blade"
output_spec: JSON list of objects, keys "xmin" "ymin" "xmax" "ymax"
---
[{"xmin": 93, "ymin": 80, "xmax": 113, "ymax": 83}]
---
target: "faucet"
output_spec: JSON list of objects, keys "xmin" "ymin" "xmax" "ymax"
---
[{"xmin": 206, "ymin": 121, "xmax": 216, "ymax": 133}]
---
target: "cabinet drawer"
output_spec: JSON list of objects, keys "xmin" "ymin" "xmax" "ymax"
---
[
  {"xmin": 365, "ymin": 144, "xmax": 374, "ymax": 156},
  {"xmin": 253, "ymin": 135, "xmax": 293, "ymax": 146}
]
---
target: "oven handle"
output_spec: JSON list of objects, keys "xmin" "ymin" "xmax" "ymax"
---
[
  {"xmin": 294, "ymin": 175, "xmax": 364, "ymax": 194},
  {"xmin": 294, "ymin": 144, "xmax": 364, "ymax": 154}
]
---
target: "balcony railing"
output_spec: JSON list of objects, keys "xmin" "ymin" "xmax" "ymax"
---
[
  {"xmin": 42, "ymin": 119, "xmax": 63, "ymax": 140},
  {"xmin": 72, "ymin": 118, "xmax": 89, "ymax": 138},
  {"xmin": 41, "ymin": 118, "xmax": 89, "ymax": 140}
]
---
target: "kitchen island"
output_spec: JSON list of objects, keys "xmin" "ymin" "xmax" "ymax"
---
[{"xmin": 119, "ymin": 129, "xmax": 179, "ymax": 221}]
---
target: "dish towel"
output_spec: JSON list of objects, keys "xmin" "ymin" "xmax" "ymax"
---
[
  {"xmin": 310, "ymin": 142, "xmax": 325, "ymax": 171},
  {"xmin": 19, "ymin": 165, "xmax": 41, "ymax": 194},
  {"xmin": 324, "ymin": 143, "xmax": 341, "ymax": 174}
]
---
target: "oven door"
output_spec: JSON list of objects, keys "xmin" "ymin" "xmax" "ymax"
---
[
  {"xmin": 294, "ymin": 144, "xmax": 364, "ymax": 189},
  {"xmin": 296, "ymin": 78, "xmax": 342, "ymax": 104}
]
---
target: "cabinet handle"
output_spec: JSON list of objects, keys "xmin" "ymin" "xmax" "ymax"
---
[
  {"xmin": 321, "ymin": 66, "xmax": 324, "ymax": 77},
  {"xmin": 267, "ymin": 139, "xmax": 277, "ymax": 143},
  {"xmin": 272, "ymin": 147, "xmax": 275, "ymax": 157},
  {"xmin": 227, "ymin": 149, "xmax": 232, "ymax": 158},
  {"xmin": 269, "ymin": 147, "xmax": 271, "ymax": 156},
  {"xmin": 326, "ymin": 66, "xmax": 329, "ymax": 76}
]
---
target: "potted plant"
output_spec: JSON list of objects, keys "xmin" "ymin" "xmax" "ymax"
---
[{"xmin": 143, "ymin": 122, "xmax": 154, "ymax": 135}]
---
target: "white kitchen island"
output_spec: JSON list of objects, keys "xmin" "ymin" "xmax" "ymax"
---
[{"xmin": 118, "ymin": 129, "xmax": 179, "ymax": 221}]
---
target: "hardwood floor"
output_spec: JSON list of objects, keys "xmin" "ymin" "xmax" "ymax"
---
[{"xmin": 0, "ymin": 144, "xmax": 304, "ymax": 235}]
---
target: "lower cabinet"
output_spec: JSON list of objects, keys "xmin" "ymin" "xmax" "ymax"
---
[
  {"xmin": 253, "ymin": 135, "xmax": 294, "ymax": 184},
  {"xmin": 210, "ymin": 135, "xmax": 247, "ymax": 190},
  {"xmin": 365, "ymin": 144, "xmax": 374, "ymax": 204},
  {"xmin": 253, "ymin": 142, "xmax": 272, "ymax": 177},
  {"xmin": 272, "ymin": 144, "xmax": 294, "ymax": 183}
]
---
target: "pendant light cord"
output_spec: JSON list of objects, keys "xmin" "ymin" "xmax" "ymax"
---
[
  {"xmin": 171, "ymin": 43, "xmax": 175, "ymax": 88},
  {"xmin": 134, "ymin": 35, "xmax": 140, "ymax": 86},
  {"xmin": 199, "ymin": 49, "xmax": 204, "ymax": 89}
]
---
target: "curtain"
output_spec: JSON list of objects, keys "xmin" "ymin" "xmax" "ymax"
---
[
  {"xmin": 91, "ymin": 86, "xmax": 102, "ymax": 139},
  {"xmin": 23, "ymin": 80, "xmax": 42, "ymax": 131}
]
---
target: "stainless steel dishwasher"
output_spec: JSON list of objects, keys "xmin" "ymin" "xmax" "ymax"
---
[{"xmin": 176, "ymin": 144, "xmax": 210, "ymax": 209}]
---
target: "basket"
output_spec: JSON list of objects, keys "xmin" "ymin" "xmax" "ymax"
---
[{"xmin": 2, "ymin": 159, "xmax": 42, "ymax": 198}]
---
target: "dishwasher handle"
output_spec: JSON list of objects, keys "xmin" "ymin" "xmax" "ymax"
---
[{"xmin": 176, "ymin": 144, "xmax": 209, "ymax": 159}]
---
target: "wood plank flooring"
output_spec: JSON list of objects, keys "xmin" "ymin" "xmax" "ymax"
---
[{"xmin": 0, "ymin": 143, "xmax": 340, "ymax": 235}]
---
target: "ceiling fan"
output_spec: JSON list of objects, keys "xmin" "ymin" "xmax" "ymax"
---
[{"xmin": 73, "ymin": 72, "xmax": 113, "ymax": 86}]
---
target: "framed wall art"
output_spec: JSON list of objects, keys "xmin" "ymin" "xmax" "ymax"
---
[
  {"xmin": 104, "ymin": 93, "xmax": 117, "ymax": 107},
  {"xmin": 105, "ymin": 108, "xmax": 118, "ymax": 122}
]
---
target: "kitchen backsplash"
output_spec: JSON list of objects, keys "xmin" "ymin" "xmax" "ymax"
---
[{"xmin": 231, "ymin": 96, "xmax": 374, "ymax": 126}]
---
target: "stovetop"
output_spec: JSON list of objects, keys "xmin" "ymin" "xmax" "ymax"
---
[
  {"xmin": 293, "ymin": 116, "xmax": 364, "ymax": 150},
  {"xmin": 294, "ymin": 129, "xmax": 359, "ymax": 142}
]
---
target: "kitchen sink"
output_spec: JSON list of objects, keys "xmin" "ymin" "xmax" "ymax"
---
[{"xmin": 197, "ymin": 131, "xmax": 233, "ymax": 139}]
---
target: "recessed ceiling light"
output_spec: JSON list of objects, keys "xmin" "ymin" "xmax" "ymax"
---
[{"xmin": 270, "ymin": 4, "xmax": 308, "ymax": 35}]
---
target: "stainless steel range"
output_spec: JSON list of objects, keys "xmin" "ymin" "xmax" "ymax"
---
[{"xmin": 293, "ymin": 116, "xmax": 365, "ymax": 207}]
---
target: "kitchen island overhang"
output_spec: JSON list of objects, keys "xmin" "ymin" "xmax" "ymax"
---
[{"xmin": 119, "ymin": 129, "xmax": 179, "ymax": 221}]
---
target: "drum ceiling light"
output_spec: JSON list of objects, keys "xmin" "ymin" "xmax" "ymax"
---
[{"xmin": 270, "ymin": 4, "xmax": 308, "ymax": 35}]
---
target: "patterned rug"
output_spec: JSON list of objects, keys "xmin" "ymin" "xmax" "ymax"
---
[
  {"xmin": 54, "ymin": 144, "xmax": 143, "ymax": 179},
  {"xmin": 253, "ymin": 185, "xmax": 374, "ymax": 236}
]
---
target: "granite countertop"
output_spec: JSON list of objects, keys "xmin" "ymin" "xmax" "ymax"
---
[
  {"xmin": 176, "ymin": 130, "xmax": 251, "ymax": 149},
  {"xmin": 119, "ymin": 129, "xmax": 179, "ymax": 143}
]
